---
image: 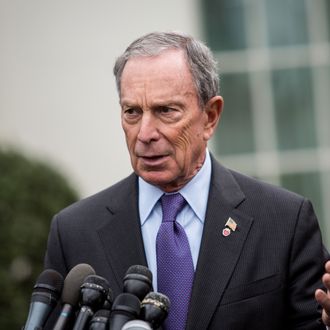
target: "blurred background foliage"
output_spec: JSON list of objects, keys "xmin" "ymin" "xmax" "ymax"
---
[{"xmin": 0, "ymin": 148, "xmax": 79, "ymax": 329}]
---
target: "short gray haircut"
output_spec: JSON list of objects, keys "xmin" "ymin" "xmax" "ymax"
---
[{"xmin": 113, "ymin": 31, "xmax": 219, "ymax": 107}]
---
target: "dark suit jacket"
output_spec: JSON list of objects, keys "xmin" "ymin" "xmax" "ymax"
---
[{"xmin": 44, "ymin": 156, "xmax": 328, "ymax": 329}]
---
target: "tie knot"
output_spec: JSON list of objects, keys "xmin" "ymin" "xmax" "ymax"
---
[{"xmin": 160, "ymin": 193, "xmax": 186, "ymax": 223}]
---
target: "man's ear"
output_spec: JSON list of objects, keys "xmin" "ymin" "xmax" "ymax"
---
[{"xmin": 203, "ymin": 96, "xmax": 224, "ymax": 141}]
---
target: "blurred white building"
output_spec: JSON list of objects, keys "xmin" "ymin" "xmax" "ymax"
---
[{"xmin": 0, "ymin": 0, "xmax": 202, "ymax": 196}]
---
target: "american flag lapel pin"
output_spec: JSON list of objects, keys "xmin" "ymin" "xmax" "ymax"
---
[
  {"xmin": 222, "ymin": 217, "xmax": 238, "ymax": 237},
  {"xmin": 226, "ymin": 217, "xmax": 237, "ymax": 231}
]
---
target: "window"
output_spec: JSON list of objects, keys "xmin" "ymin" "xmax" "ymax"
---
[{"xmin": 202, "ymin": 0, "xmax": 330, "ymax": 247}]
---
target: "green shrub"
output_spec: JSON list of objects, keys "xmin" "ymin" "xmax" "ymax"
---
[{"xmin": 0, "ymin": 148, "xmax": 79, "ymax": 329}]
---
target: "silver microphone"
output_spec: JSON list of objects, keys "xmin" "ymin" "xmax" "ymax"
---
[{"xmin": 121, "ymin": 320, "xmax": 152, "ymax": 330}]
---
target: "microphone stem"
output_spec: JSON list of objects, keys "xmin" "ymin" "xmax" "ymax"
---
[
  {"xmin": 72, "ymin": 306, "xmax": 93, "ymax": 330},
  {"xmin": 53, "ymin": 304, "xmax": 74, "ymax": 330}
]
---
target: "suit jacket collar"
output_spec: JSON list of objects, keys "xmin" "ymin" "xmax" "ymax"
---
[
  {"xmin": 96, "ymin": 173, "xmax": 148, "ymax": 293},
  {"xmin": 186, "ymin": 156, "xmax": 254, "ymax": 329}
]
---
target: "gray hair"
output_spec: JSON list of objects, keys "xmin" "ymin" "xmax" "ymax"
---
[{"xmin": 113, "ymin": 31, "xmax": 219, "ymax": 107}]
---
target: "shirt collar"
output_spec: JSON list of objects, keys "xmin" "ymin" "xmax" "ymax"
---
[
  {"xmin": 138, "ymin": 149, "xmax": 212, "ymax": 225},
  {"xmin": 138, "ymin": 178, "xmax": 164, "ymax": 225}
]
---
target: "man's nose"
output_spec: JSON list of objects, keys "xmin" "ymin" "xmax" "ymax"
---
[{"xmin": 137, "ymin": 114, "xmax": 160, "ymax": 143}]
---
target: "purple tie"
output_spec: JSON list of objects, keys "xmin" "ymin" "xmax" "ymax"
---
[{"xmin": 156, "ymin": 193, "xmax": 194, "ymax": 330}]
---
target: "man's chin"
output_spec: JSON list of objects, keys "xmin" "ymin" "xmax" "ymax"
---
[
  {"xmin": 138, "ymin": 171, "xmax": 186, "ymax": 192},
  {"xmin": 140, "ymin": 173, "xmax": 169, "ymax": 186},
  {"xmin": 139, "ymin": 171, "xmax": 171, "ymax": 187}
]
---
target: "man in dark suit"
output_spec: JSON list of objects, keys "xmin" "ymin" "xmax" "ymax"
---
[{"xmin": 45, "ymin": 31, "xmax": 330, "ymax": 329}]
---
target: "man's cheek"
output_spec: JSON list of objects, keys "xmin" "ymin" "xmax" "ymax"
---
[{"xmin": 174, "ymin": 129, "xmax": 193, "ymax": 151}]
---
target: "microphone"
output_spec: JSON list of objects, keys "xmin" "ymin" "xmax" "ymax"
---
[
  {"xmin": 121, "ymin": 320, "xmax": 152, "ymax": 330},
  {"xmin": 140, "ymin": 292, "xmax": 170, "ymax": 329},
  {"xmin": 23, "ymin": 269, "xmax": 63, "ymax": 330},
  {"xmin": 108, "ymin": 293, "xmax": 141, "ymax": 330},
  {"xmin": 53, "ymin": 263, "xmax": 96, "ymax": 330},
  {"xmin": 102, "ymin": 289, "xmax": 114, "ymax": 311},
  {"xmin": 72, "ymin": 274, "xmax": 111, "ymax": 330},
  {"xmin": 88, "ymin": 309, "xmax": 111, "ymax": 330},
  {"xmin": 123, "ymin": 265, "xmax": 153, "ymax": 301}
]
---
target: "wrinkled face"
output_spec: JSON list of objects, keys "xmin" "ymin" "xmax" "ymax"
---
[{"xmin": 120, "ymin": 49, "xmax": 222, "ymax": 192}]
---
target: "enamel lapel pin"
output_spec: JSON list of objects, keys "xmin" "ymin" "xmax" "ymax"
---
[{"xmin": 222, "ymin": 217, "xmax": 238, "ymax": 237}]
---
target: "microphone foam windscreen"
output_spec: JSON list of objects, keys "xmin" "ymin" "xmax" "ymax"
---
[
  {"xmin": 125, "ymin": 265, "xmax": 152, "ymax": 281},
  {"xmin": 61, "ymin": 263, "xmax": 95, "ymax": 305},
  {"xmin": 142, "ymin": 292, "xmax": 170, "ymax": 312},
  {"xmin": 112, "ymin": 293, "xmax": 141, "ymax": 316},
  {"xmin": 93, "ymin": 309, "xmax": 111, "ymax": 318},
  {"xmin": 34, "ymin": 269, "xmax": 64, "ymax": 294},
  {"xmin": 82, "ymin": 274, "xmax": 110, "ymax": 292}
]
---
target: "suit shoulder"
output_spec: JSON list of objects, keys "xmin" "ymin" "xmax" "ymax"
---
[
  {"xmin": 55, "ymin": 173, "xmax": 137, "ymax": 220},
  {"xmin": 227, "ymin": 169, "xmax": 308, "ymax": 217},
  {"xmin": 221, "ymin": 168, "xmax": 317, "ymax": 233},
  {"xmin": 211, "ymin": 156, "xmax": 304, "ymax": 205}
]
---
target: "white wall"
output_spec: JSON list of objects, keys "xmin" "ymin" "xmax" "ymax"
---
[{"xmin": 0, "ymin": 0, "xmax": 202, "ymax": 197}]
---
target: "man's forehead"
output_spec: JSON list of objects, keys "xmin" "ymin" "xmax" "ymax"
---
[{"xmin": 123, "ymin": 49, "xmax": 187, "ymax": 73}]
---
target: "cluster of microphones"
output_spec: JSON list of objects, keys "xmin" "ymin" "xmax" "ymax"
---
[{"xmin": 23, "ymin": 264, "xmax": 170, "ymax": 330}]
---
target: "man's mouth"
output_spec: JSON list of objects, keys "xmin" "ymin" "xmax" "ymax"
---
[
  {"xmin": 142, "ymin": 155, "xmax": 165, "ymax": 160},
  {"xmin": 138, "ymin": 154, "xmax": 169, "ymax": 166}
]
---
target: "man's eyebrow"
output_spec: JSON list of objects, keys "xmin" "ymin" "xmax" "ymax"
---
[
  {"xmin": 121, "ymin": 99, "xmax": 186, "ymax": 108},
  {"xmin": 120, "ymin": 100, "xmax": 137, "ymax": 107},
  {"xmin": 153, "ymin": 101, "xmax": 185, "ymax": 108}
]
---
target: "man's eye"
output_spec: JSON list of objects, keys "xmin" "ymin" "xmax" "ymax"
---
[
  {"xmin": 124, "ymin": 108, "xmax": 140, "ymax": 116},
  {"xmin": 156, "ymin": 106, "xmax": 182, "ymax": 122},
  {"xmin": 122, "ymin": 108, "xmax": 142, "ymax": 123},
  {"xmin": 159, "ymin": 106, "xmax": 175, "ymax": 114}
]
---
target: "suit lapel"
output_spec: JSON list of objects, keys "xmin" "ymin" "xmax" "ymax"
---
[
  {"xmin": 186, "ymin": 159, "xmax": 254, "ymax": 330},
  {"xmin": 96, "ymin": 174, "xmax": 148, "ymax": 293}
]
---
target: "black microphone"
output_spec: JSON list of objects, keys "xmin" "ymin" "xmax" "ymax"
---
[
  {"xmin": 123, "ymin": 265, "xmax": 153, "ymax": 301},
  {"xmin": 102, "ymin": 289, "xmax": 114, "ymax": 311},
  {"xmin": 140, "ymin": 292, "xmax": 170, "ymax": 329},
  {"xmin": 121, "ymin": 320, "xmax": 152, "ymax": 330},
  {"xmin": 72, "ymin": 274, "xmax": 111, "ymax": 330},
  {"xmin": 108, "ymin": 293, "xmax": 141, "ymax": 330},
  {"xmin": 23, "ymin": 269, "xmax": 63, "ymax": 330},
  {"xmin": 88, "ymin": 309, "xmax": 111, "ymax": 330},
  {"xmin": 53, "ymin": 263, "xmax": 96, "ymax": 330}
]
